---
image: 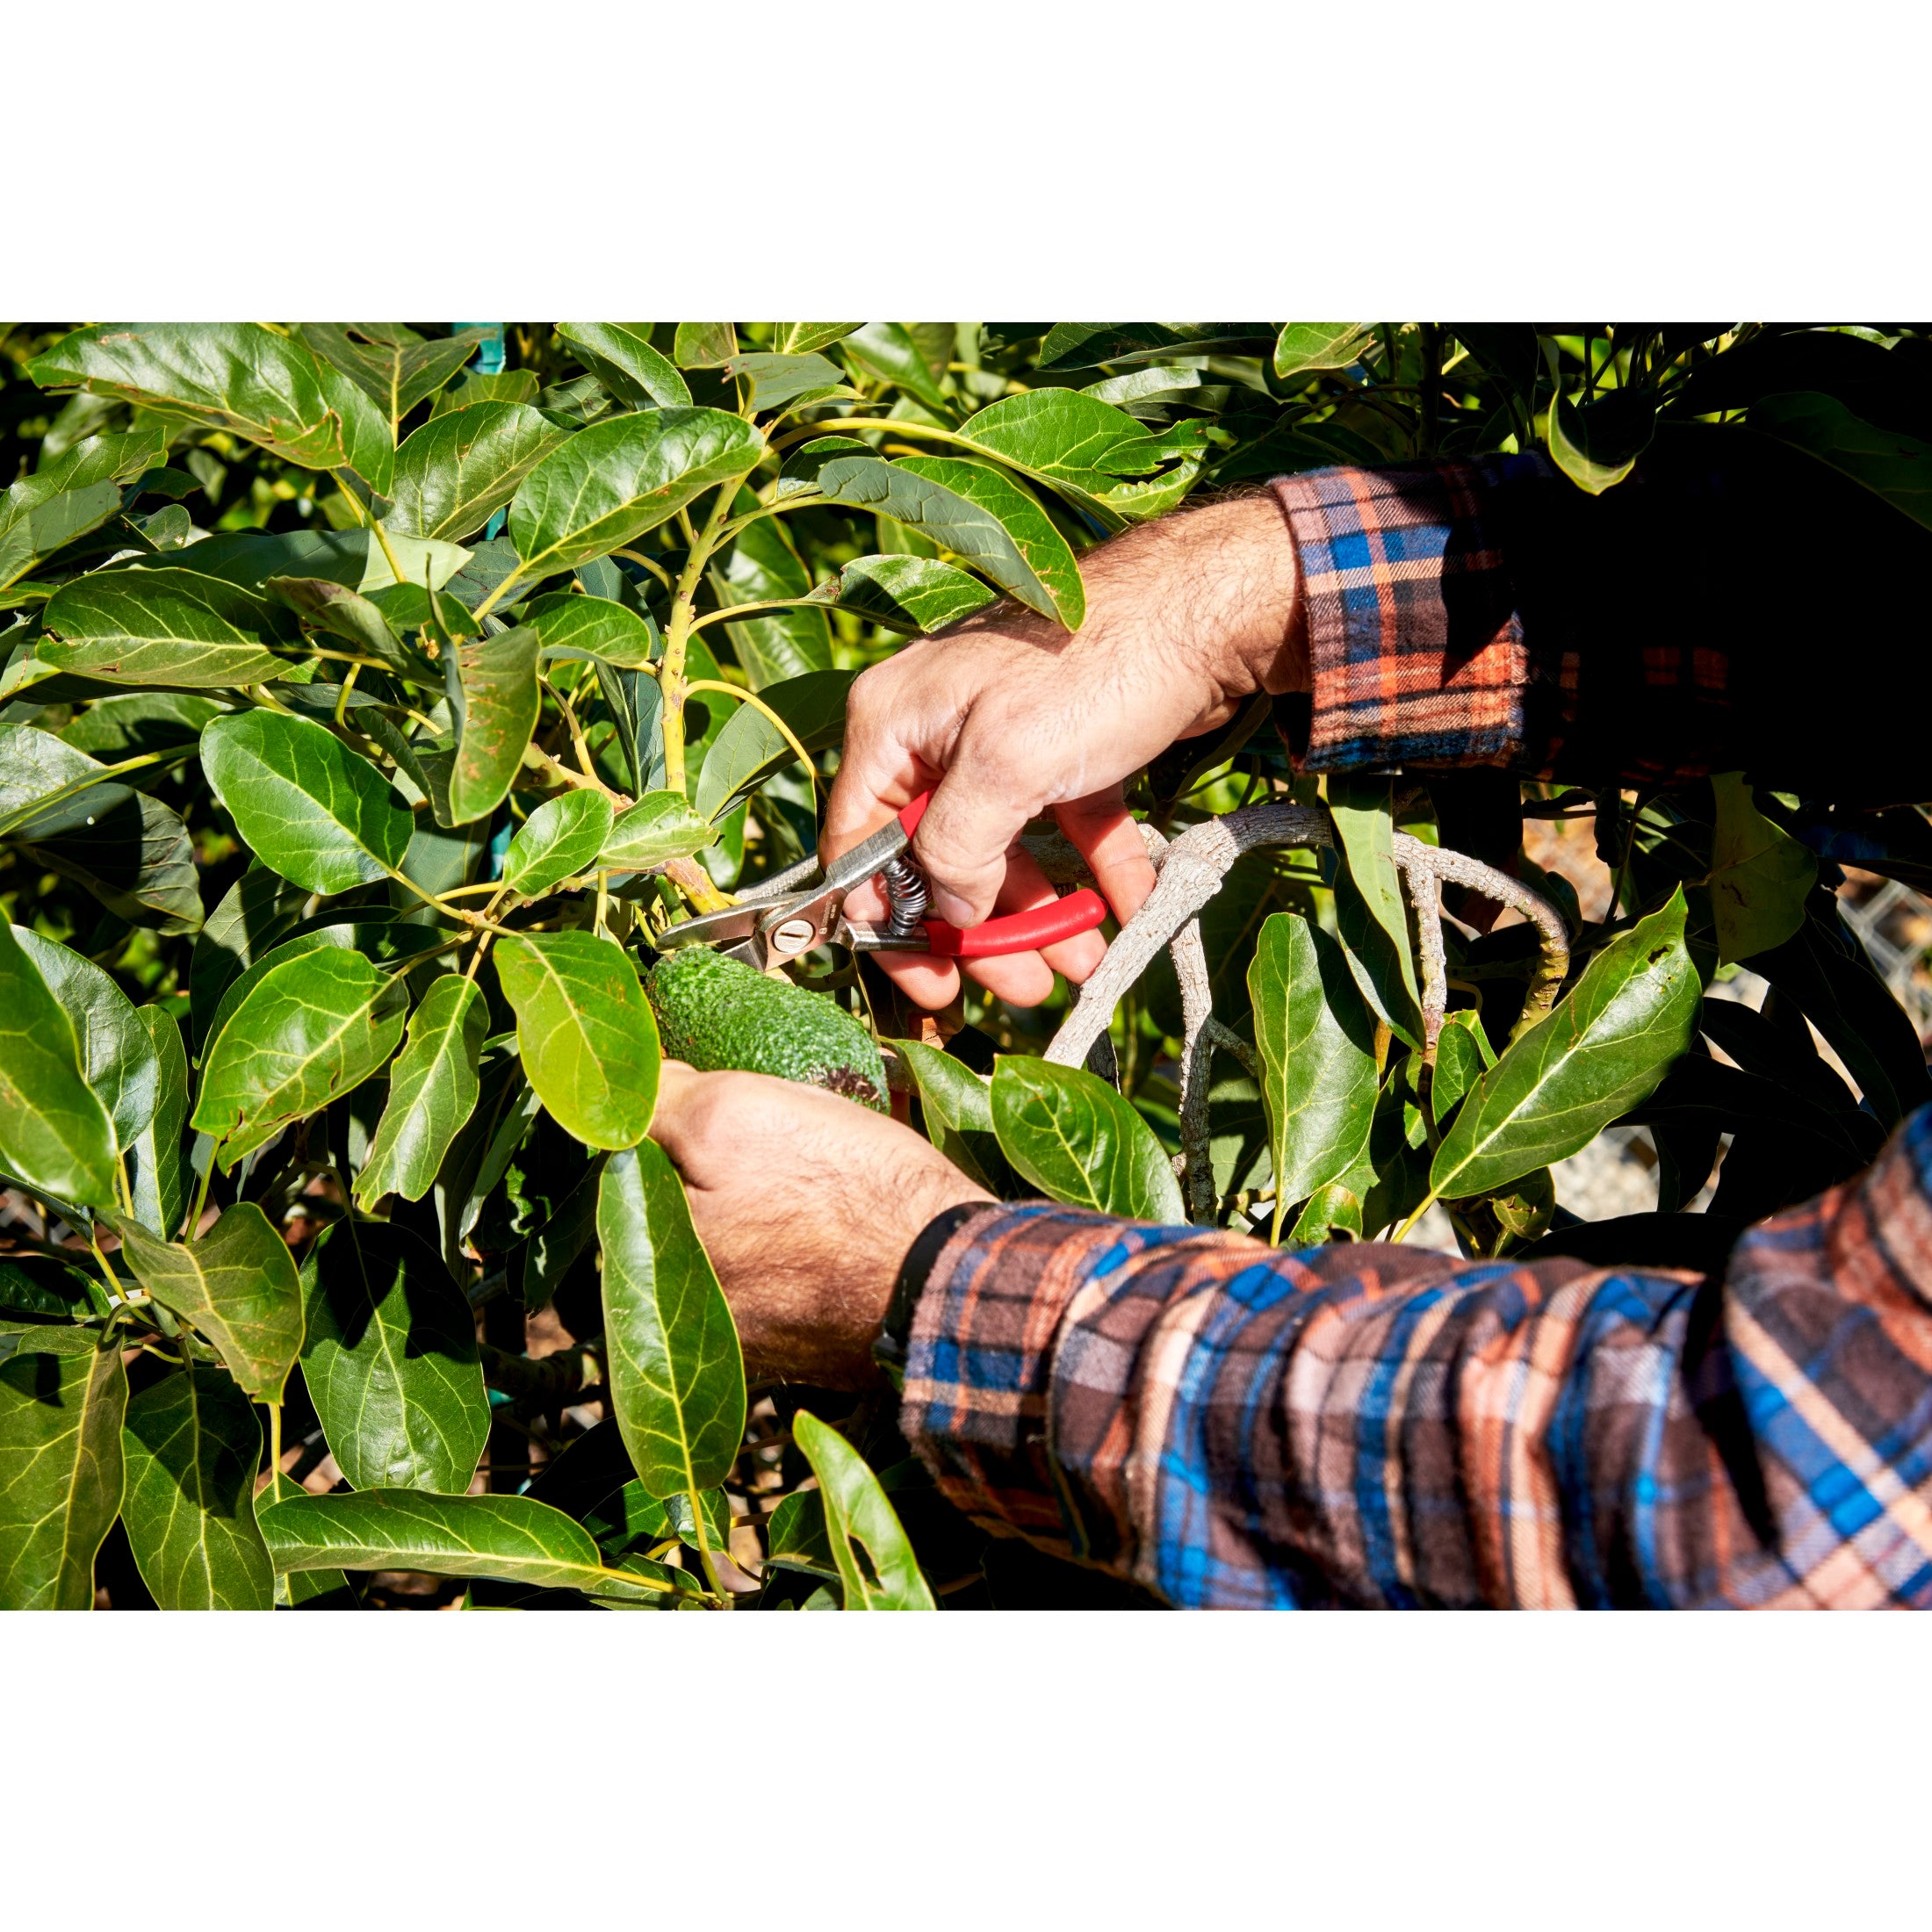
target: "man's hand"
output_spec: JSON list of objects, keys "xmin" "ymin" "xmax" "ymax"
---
[
  {"xmin": 649, "ymin": 1063, "xmax": 991, "ymax": 1387},
  {"xmin": 823, "ymin": 490, "xmax": 1308, "ymax": 1010}
]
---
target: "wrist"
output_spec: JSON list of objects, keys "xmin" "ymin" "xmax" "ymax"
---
[{"xmin": 1204, "ymin": 489, "xmax": 1308, "ymax": 699}]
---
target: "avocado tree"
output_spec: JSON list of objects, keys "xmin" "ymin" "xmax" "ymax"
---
[{"xmin": 0, "ymin": 321, "xmax": 1926, "ymax": 1611}]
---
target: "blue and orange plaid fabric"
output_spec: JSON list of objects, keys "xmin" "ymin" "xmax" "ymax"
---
[{"xmin": 898, "ymin": 1107, "xmax": 1932, "ymax": 1607}]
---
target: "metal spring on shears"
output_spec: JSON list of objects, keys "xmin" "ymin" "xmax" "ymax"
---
[{"xmin": 881, "ymin": 854, "xmax": 929, "ymax": 939}]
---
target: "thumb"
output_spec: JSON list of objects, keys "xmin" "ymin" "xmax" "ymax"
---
[
  {"xmin": 645, "ymin": 1061, "xmax": 703, "ymax": 1165},
  {"xmin": 911, "ymin": 753, "xmax": 1035, "ymax": 928}
]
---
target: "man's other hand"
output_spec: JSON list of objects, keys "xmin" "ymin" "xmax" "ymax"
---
[
  {"xmin": 648, "ymin": 1063, "xmax": 992, "ymax": 1387},
  {"xmin": 822, "ymin": 490, "xmax": 1308, "ymax": 1010}
]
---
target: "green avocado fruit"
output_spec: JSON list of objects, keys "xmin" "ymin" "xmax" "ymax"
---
[{"xmin": 644, "ymin": 948, "xmax": 890, "ymax": 1112}]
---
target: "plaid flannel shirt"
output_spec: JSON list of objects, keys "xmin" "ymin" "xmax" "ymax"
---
[{"xmin": 896, "ymin": 453, "xmax": 1932, "ymax": 1608}]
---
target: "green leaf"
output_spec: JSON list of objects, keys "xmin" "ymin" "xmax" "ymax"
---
[
  {"xmin": 501, "ymin": 790, "xmax": 615, "ymax": 897},
  {"xmin": 763, "ymin": 1485, "xmax": 840, "ymax": 1578},
  {"xmin": 1248, "ymin": 913, "xmax": 1379, "ymax": 1221},
  {"xmin": 599, "ymin": 790, "xmax": 718, "ymax": 872},
  {"xmin": 1327, "ymin": 775, "xmax": 1424, "ymax": 1049},
  {"xmin": 0, "ymin": 721, "xmax": 130, "ymax": 838},
  {"xmin": 16, "ymin": 786, "xmax": 203, "ymax": 936},
  {"xmin": 691, "ymin": 668, "xmax": 854, "ymax": 822},
  {"xmin": 790, "ymin": 1411, "xmax": 934, "ymax": 1611},
  {"xmin": 528, "ymin": 591, "xmax": 660, "ymax": 669},
  {"xmin": 775, "ymin": 324, "xmax": 861, "ymax": 356},
  {"xmin": 190, "ymin": 867, "xmax": 309, "ymax": 1047},
  {"xmin": 495, "ymin": 932, "xmax": 660, "ymax": 1150},
  {"xmin": 264, "ymin": 574, "xmax": 438, "ymax": 683},
  {"xmin": 815, "ymin": 454, "xmax": 1085, "ymax": 627},
  {"xmin": 300, "ymin": 1217, "xmax": 487, "ymax": 1493},
  {"xmin": 11, "ymin": 926, "xmax": 160, "ymax": 1154},
  {"xmin": 709, "ymin": 497, "xmax": 833, "ymax": 688},
  {"xmin": 450, "ymin": 623, "xmax": 540, "ymax": 825},
  {"xmin": 597, "ymin": 1141, "xmax": 746, "ymax": 1500},
  {"xmin": 1428, "ymin": 1009, "xmax": 1495, "ymax": 1125},
  {"xmin": 0, "ymin": 1339, "xmax": 125, "ymax": 1609},
  {"xmin": 127, "ymin": 1006, "xmax": 189, "ymax": 1238},
  {"xmin": 120, "ymin": 1366, "xmax": 275, "ymax": 1611},
  {"xmin": 257, "ymin": 1489, "xmax": 672, "ymax": 1602},
  {"xmin": 721, "ymin": 352, "xmax": 854, "ymax": 415},
  {"xmin": 954, "ymin": 387, "xmax": 1186, "ymax": 524},
  {"xmin": 673, "ymin": 323, "xmax": 737, "ymax": 371},
  {"xmin": 161, "ymin": 526, "xmax": 471, "ymax": 598},
  {"xmin": 297, "ymin": 323, "xmax": 488, "ymax": 432},
  {"xmin": 894, "ymin": 1038, "xmax": 1012, "ymax": 1193},
  {"xmin": 103, "ymin": 1204, "xmax": 304, "ymax": 1403},
  {"xmin": 1272, "ymin": 324, "xmax": 1373, "ymax": 379},
  {"xmin": 201, "ymin": 709, "xmax": 414, "ymax": 893},
  {"xmin": 191, "ymin": 948, "xmax": 408, "ymax": 1167},
  {"xmin": 387, "ymin": 401, "xmax": 569, "ymax": 544},
  {"xmin": 1749, "ymin": 390, "xmax": 1932, "ymax": 531},
  {"xmin": 1036, "ymin": 323, "xmax": 1270, "ymax": 371},
  {"xmin": 508, "ymin": 408, "xmax": 763, "ymax": 579},
  {"xmin": 1707, "ymin": 772, "xmax": 1817, "ymax": 964},
  {"xmin": 354, "ymin": 974, "xmax": 487, "ymax": 1206},
  {"xmin": 256, "ymin": 1469, "xmax": 355, "ymax": 1607},
  {"xmin": 40, "ymin": 567, "xmax": 288, "ymax": 688},
  {"xmin": 1431, "ymin": 890, "xmax": 1700, "ymax": 1201},
  {"xmin": 1286, "ymin": 1183, "xmax": 1364, "ymax": 1245},
  {"xmin": 0, "ymin": 920, "xmax": 119, "ymax": 1211},
  {"xmin": 840, "ymin": 323, "xmax": 951, "ymax": 415},
  {"xmin": 29, "ymin": 323, "xmax": 371, "ymax": 476},
  {"xmin": 990, "ymin": 1056, "xmax": 1185, "ymax": 1221},
  {"xmin": 818, "ymin": 554, "xmax": 995, "ymax": 633},
  {"xmin": 0, "ymin": 429, "xmax": 166, "ymax": 593},
  {"xmin": 61, "ymin": 690, "xmax": 227, "ymax": 760},
  {"xmin": 558, "ymin": 325, "xmax": 692, "ymax": 409},
  {"xmin": 1546, "ymin": 387, "xmax": 1657, "ymax": 494}
]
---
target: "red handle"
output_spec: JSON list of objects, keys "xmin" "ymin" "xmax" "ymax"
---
[
  {"xmin": 920, "ymin": 889, "xmax": 1109, "ymax": 959},
  {"xmin": 892, "ymin": 790, "xmax": 1109, "ymax": 955}
]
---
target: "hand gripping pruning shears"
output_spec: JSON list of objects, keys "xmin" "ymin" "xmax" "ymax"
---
[{"xmin": 652, "ymin": 792, "xmax": 1110, "ymax": 971}]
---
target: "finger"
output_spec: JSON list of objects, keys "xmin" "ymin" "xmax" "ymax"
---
[
  {"xmin": 645, "ymin": 1061, "xmax": 705, "ymax": 1162},
  {"xmin": 909, "ymin": 739, "xmax": 1041, "ymax": 928},
  {"xmin": 867, "ymin": 949, "xmax": 963, "ymax": 1010},
  {"xmin": 959, "ymin": 855, "xmax": 1066, "ymax": 1006},
  {"xmin": 1055, "ymin": 787, "xmax": 1159, "ymax": 924},
  {"xmin": 820, "ymin": 660, "xmax": 937, "ymax": 862},
  {"xmin": 991, "ymin": 846, "xmax": 1107, "ymax": 985}
]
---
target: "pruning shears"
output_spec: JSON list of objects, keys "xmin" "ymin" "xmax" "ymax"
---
[{"xmin": 653, "ymin": 791, "xmax": 1110, "ymax": 971}]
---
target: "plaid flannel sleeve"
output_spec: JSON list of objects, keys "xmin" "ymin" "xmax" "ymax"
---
[{"xmin": 897, "ymin": 1104, "xmax": 1932, "ymax": 1608}]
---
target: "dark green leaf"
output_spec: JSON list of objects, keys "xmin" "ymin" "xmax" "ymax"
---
[
  {"xmin": 11, "ymin": 926, "xmax": 159, "ymax": 1153},
  {"xmin": 29, "ymin": 323, "xmax": 374, "ymax": 477},
  {"xmin": 40, "ymin": 567, "xmax": 288, "ymax": 687},
  {"xmin": 387, "ymin": 400, "xmax": 569, "ymax": 544},
  {"xmin": 790, "ymin": 1410, "xmax": 934, "ymax": 1611},
  {"xmin": 721, "ymin": 352, "xmax": 854, "ymax": 415},
  {"xmin": 1273, "ymin": 324, "xmax": 1373, "ymax": 378},
  {"xmin": 0, "ymin": 920, "xmax": 119, "ymax": 1210},
  {"xmin": 191, "ymin": 948, "xmax": 408, "ymax": 1166},
  {"xmin": 990, "ymin": 1056, "xmax": 1185, "ymax": 1221},
  {"xmin": 690, "ymin": 668, "xmax": 853, "ymax": 821},
  {"xmin": 298, "ymin": 324, "xmax": 488, "ymax": 431},
  {"xmin": 501, "ymin": 789, "xmax": 614, "ymax": 897},
  {"xmin": 709, "ymin": 498, "xmax": 833, "ymax": 688},
  {"xmin": 120, "ymin": 1366, "xmax": 274, "ymax": 1611},
  {"xmin": 894, "ymin": 1038, "xmax": 1012, "ymax": 1194},
  {"xmin": 1547, "ymin": 387, "xmax": 1657, "ymax": 494},
  {"xmin": 60, "ymin": 690, "xmax": 227, "ymax": 760},
  {"xmin": 528, "ymin": 591, "xmax": 659, "ymax": 669},
  {"xmin": 126, "ymin": 1006, "xmax": 189, "ymax": 1238},
  {"xmin": 1286, "ymin": 1183, "xmax": 1364, "ymax": 1245},
  {"xmin": 0, "ymin": 720, "xmax": 133, "ymax": 839},
  {"xmin": 815, "ymin": 454, "xmax": 1085, "ymax": 627},
  {"xmin": 1431, "ymin": 891, "xmax": 1700, "ymax": 1200},
  {"xmin": 508, "ymin": 408, "xmax": 763, "ymax": 579},
  {"xmin": 0, "ymin": 1339, "xmax": 125, "ymax": 1609},
  {"xmin": 354, "ymin": 974, "xmax": 487, "ymax": 1206},
  {"xmin": 840, "ymin": 323, "xmax": 950, "ymax": 415},
  {"xmin": 201, "ymin": 709, "xmax": 414, "ymax": 893},
  {"xmin": 818, "ymin": 554, "xmax": 995, "ymax": 633},
  {"xmin": 16, "ymin": 786, "xmax": 203, "ymax": 936},
  {"xmin": 154, "ymin": 526, "xmax": 470, "ymax": 598},
  {"xmin": 300, "ymin": 1217, "xmax": 487, "ymax": 1493},
  {"xmin": 1750, "ymin": 391, "xmax": 1932, "ymax": 531},
  {"xmin": 599, "ymin": 790, "xmax": 717, "ymax": 871},
  {"xmin": 1036, "ymin": 323, "xmax": 1270, "ymax": 371},
  {"xmin": 1248, "ymin": 913, "xmax": 1379, "ymax": 1225},
  {"xmin": 597, "ymin": 1141, "xmax": 746, "ymax": 1500},
  {"xmin": 264, "ymin": 575, "xmax": 438, "ymax": 683},
  {"xmin": 558, "ymin": 325, "xmax": 692, "ymax": 409},
  {"xmin": 257, "ymin": 1489, "xmax": 672, "ymax": 1603},
  {"xmin": 1707, "ymin": 772, "xmax": 1817, "ymax": 964},
  {"xmin": 1328, "ymin": 776, "xmax": 1424, "ymax": 1049},
  {"xmin": 0, "ymin": 429, "xmax": 166, "ymax": 593},
  {"xmin": 495, "ymin": 932, "xmax": 660, "ymax": 1150},
  {"xmin": 104, "ymin": 1203, "xmax": 304, "ymax": 1402},
  {"xmin": 450, "ymin": 623, "xmax": 540, "ymax": 825},
  {"xmin": 1428, "ymin": 1009, "xmax": 1494, "ymax": 1125},
  {"xmin": 256, "ymin": 1468, "xmax": 356, "ymax": 1607}
]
